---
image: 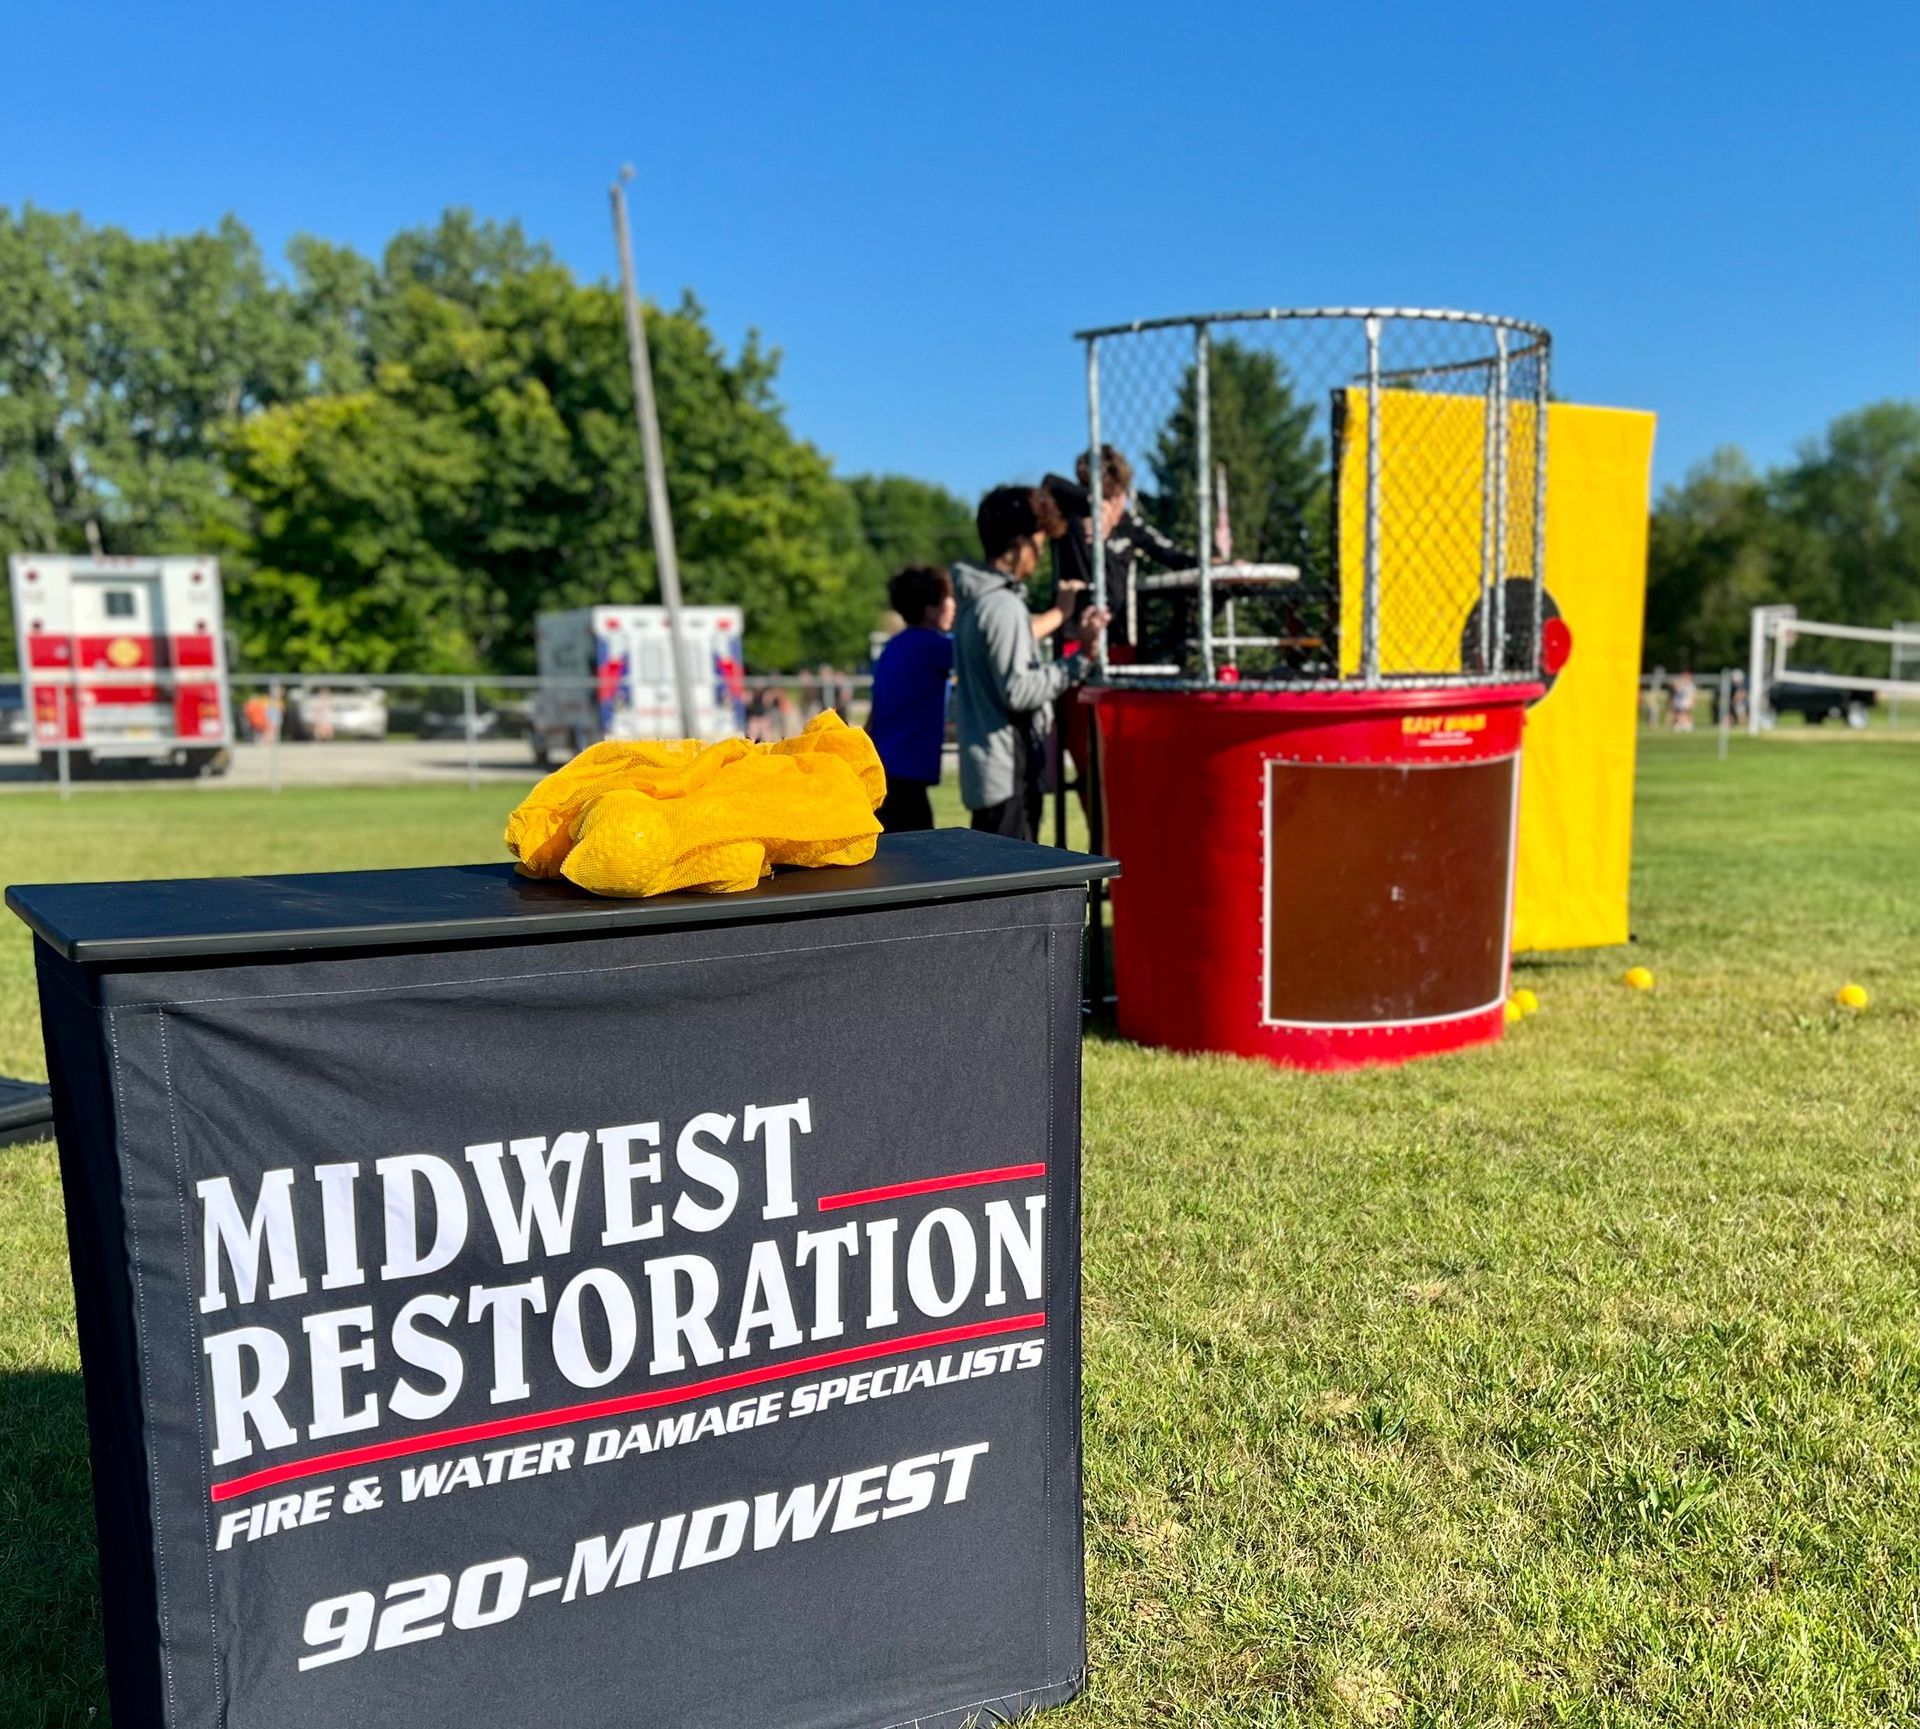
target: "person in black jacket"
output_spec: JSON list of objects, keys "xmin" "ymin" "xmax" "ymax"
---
[
  {"xmin": 1047, "ymin": 446, "xmax": 1209, "ymax": 664},
  {"xmin": 1044, "ymin": 447, "xmax": 1213, "ymax": 821}
]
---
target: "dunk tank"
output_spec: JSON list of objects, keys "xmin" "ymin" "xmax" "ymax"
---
[{"xmin": 1076, "ymin": 308, "xmax": 1565, "ymax": 1069}]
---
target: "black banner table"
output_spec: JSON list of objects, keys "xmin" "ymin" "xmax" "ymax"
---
[{"xmin": 10, "ymin": 828, "xmax": 1117, "ymax": 1729}]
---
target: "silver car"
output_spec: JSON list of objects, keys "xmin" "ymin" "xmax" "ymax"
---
[{"xmin": 286, "ymin": 684, "xmax": 388, "ymax": 741}]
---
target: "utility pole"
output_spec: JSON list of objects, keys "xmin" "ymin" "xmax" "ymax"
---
[{"xmin": 610, "ymin": 164, "xmax": 697, "ymax": 739}]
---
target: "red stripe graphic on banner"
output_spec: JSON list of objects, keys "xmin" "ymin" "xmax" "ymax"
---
[
  {"xmin": 816, "ymin": 1163, "xmax": 1047, "ymax": 1211},
  {"xmin": 208, "ymin": 1309, "xmax": 1045, "ymax": 1504}
]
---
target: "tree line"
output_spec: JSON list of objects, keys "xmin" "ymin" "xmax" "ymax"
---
[
  {"xmin": 0, "ymin": 206, "xmax": 975, "ymax": 674},
  {"xmin": 1646, "ymin": 403, "xmax": 1920, "ymax": 674},
  {"xmin": 7, "ymin": 201, "xmax": 1907, "ymax": 681}
]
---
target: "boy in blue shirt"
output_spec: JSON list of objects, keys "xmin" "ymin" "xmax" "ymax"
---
[{"xmin": 867, "ymin": 566, "xmax": 955, "ymax": 831}]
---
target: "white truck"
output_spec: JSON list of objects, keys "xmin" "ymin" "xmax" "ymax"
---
[
  {"xmin": 531, "ymin": 605, "xmax": 747, "ymax": 765},
  {"xmin": 8, "ymin": 554, "xmax": 233, "ymax": 777}
]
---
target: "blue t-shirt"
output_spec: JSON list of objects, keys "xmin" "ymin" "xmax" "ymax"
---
[{"xmin": 866, "ymin": 627, "xmax": 954, "ymax": 785}]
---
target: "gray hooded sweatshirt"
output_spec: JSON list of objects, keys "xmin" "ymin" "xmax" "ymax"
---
[{"xmin": 950, "ymin": 560, "xmax": 1088, "ymax": 810}]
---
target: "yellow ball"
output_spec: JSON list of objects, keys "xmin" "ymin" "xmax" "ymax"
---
[
  {"xmin": 1623, "ymin": 966, "xmax": 1655, "ymax": 991},
  {"xmin": 1504, "ymin": 999, "xmax": 1525, "ymax": 1024},
  {"xmin": 1836, "ymin": 983, "xmax": 1870, "ymax": 1011},
  {"xmin": 1511, "ymin": 987, "xmax": 1539, "ymax": 1017}
]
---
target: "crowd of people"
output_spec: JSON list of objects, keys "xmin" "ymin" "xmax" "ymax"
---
[
  {"xmin": 1642, "ymin": 667, "xmax": 1746, "ymax": 731},
  {"xmin": 743, "ymin": 668, "xmax": 859, "ymax": 742},
  {"xmin": 866, "ymin": 448, "xmax": 1200, "ymax": 843}
]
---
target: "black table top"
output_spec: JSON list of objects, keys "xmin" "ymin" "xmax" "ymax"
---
[{"xmin": 7, "ymin": 828, "xmax": 1119, "ymax": 966}]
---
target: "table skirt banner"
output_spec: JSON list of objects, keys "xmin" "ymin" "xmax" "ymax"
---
[{"xmin": 34, "ymin": 884, "xmax": 1088, "ymax": 1729}]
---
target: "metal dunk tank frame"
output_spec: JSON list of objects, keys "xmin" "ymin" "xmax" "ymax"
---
[{"xmin": 1073, "ymin": 309, "xmax": 1556, "ymax": 1069}]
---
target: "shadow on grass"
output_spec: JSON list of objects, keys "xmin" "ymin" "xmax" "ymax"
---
[
  {"xmin": 1511, "ymin": 948, "xmax": 1634, "ymax": 975},
  {"xmin": 0, "ymin": 1370, "xmax": 106, "ymax": 1724}
]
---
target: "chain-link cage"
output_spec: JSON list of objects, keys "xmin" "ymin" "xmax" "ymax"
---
[{"xmin": 1080, "ymin": 308, "xmax": 1550, "ymax": 689}]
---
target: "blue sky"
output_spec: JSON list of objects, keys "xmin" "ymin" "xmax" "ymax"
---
[{"xmin": 7, "ymin": 1, "xmax": 1914, "ymax": 501}]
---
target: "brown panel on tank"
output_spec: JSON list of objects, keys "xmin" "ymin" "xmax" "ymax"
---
[{"xmin": 1265, "ymin": 756, "xmax": 1515, "ymax": 1024}]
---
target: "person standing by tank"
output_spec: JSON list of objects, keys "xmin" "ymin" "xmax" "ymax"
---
[
  {"xmin": 866, "ymin": 566, "xmax": 956, "ymax": 832},
  {"xmin": 952, "ymin": 487, "xmax": 1109, "ymax": 841},
  {"xmin": 1040, "ymin": 446, "xmax": 1213, "ymax": 821},
  {"xmin": 1047, "ymin": 445, "xmax": 1217, "ymax": 661}
]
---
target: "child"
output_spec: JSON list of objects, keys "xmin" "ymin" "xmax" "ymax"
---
[
  {"xmin": 1051, "ymin": 444, "xmax": 1204, "ymax": 658},
  {"xmin": 867, "ymin": 566, "xmax": 956, "ymax": 832},
  {"xmin": 1669, "ymin": 669, "xmax": 1697, "ymax": 733}
]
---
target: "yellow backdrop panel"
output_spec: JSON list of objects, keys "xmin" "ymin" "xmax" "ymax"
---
[
  {"xmin": 1333, "ymin": 396, "xmax": 1655, "ymax": 949},
  {"xmin": 1512, "ymin": 404, "xmax": 1655, "ymax": 951}
]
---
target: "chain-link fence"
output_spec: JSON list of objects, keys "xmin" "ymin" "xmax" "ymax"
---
[
  {"xmin": 0, "ymin": 672, "xmax": 871, "ymax": 796},
  {"xmin": 1081, "ymin": 308, "xmax": 1550, "ymax": 688}
]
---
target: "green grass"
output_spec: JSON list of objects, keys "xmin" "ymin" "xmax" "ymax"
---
[{"xmin": 4, "ymin": 735, "xmax": 1920, "ymax": 1724}]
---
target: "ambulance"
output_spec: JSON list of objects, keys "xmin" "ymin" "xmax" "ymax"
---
[
  {"xmin": 531, "ymin": 605, "xmax": 747, "ymax": 765},
  {"xmin": 8, "ymin": 555, "xmax": 233, "ymax": 776}
]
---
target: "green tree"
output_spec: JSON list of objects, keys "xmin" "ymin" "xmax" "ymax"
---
[
  {"xmin": 1139, "ymin": 338, "xmax": 1331, "ymax": 671},
  {"xmin": 1145, "ymin": 337, "xmax": 1328, "ymax": 569},
  {"xmin": 0, "ymin": 208, "xmax": 319, "ymax": 550},
  {"xmin": 221, "ymin": 390, "xmax": 493, "ymax": 672},
  {"xmin": 1644, "ymin": 450, "xmax": 1782, "ymax": 671},
  {"xmin": 0, "ymin": 204, "xmax": 321, "ymax": 647},
  {"xmin": 845, "ymin": 474, "xmax": 977, "ymax": 582},
  {"xmin": 1644, "ymin": 403, "xmax": 1920, "ymax": 674},
  {"xmin": 1772, "ymin": 402, "xmax": 1920, "ymax": 635},
  {"xmin": 3, "ymin": 206, "xmax": 901, "ymax": 674},
  {"xmin": 224, "ymin": 213, "xmax": 878, "ymax": 673}
]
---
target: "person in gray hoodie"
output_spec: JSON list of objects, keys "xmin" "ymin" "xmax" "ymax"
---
[{"xmin": 952, "ymin": 485, "xmax": 1110, "ymax": 840}]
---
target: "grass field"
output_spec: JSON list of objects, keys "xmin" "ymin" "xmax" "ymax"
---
[{"xmin": 3, "ymin": 732, "xmax": 1919, "ymax": 1725}]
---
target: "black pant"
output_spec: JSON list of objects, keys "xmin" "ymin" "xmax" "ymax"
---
[
  {"xmin": 877, "ymin": 778, "xmax": 934, "ymax": 833},
  {"xmin": 969, "ymin": 793, "xmax": 1041, "ymax": 842},
  {"xmin": 968, "ymin": 736, "xmax": 1043, "ymax": 843}
]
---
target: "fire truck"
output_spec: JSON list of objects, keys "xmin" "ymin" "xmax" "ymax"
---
[
  {"xmin": 531, "ymin": 605, "xmax": 747, "ymax": 765},
  {"xmin": 8, "ymin": 555, "xmax": 233, "ymax": 777}
]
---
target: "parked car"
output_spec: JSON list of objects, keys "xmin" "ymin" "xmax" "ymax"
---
[
  {"xmin": 1766, "ymin": 673, "xmax": 1875, "ymax": 729},
  {"xmin": 0, "ymin": 679, "xmax": 25, "ymax": 746},
  {"xmin": 284, "ymin": 684, "xmax": 389, "ymax": 741},
  {"xmin": 385, "ymin": 691, "xmax": 532, "ymax": 740},
  {"xmin": 418, "ymin": 697, "xmax": 501, "ymax": 740}
]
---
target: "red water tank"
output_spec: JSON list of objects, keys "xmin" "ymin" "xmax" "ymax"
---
[{"xmin": 1088, "ymin": 684, "xmax": 1541, "ymax": 1071}]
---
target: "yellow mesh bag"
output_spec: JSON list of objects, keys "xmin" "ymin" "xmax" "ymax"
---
[
  {"xmin": 766, "ymin": 711, "xmax": 888, "ymax": 807},
  {"xmin": 505, "ymin": 711, "xmax": 887, "ymax": 898}
]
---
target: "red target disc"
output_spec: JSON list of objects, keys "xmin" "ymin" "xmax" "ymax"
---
[{"xmin": 1542, "ymin": 616, "xmax": 1573, "ymax": 676}]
